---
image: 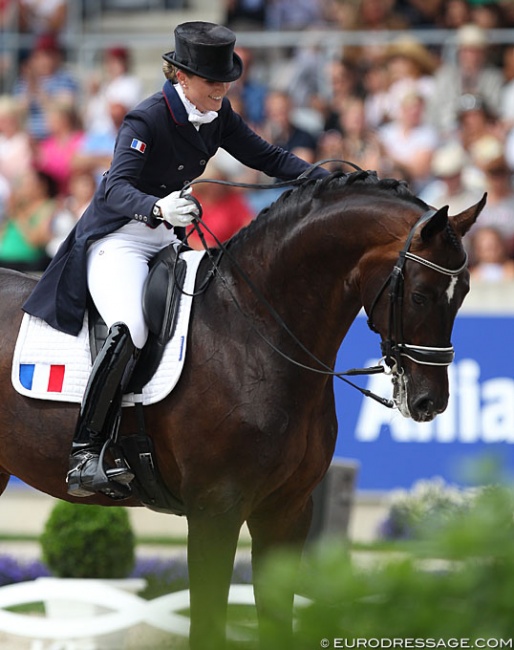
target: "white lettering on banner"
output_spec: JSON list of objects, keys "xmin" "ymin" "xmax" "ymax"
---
[
  {"xmin": 354, "ymin": 359, "xmax": 514, "ymax": 444},
  {"xmin": 458, "ymin": 359, "xmax": 481, "ymax": 442}
]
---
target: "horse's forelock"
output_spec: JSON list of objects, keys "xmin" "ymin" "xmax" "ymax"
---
[{"xmin": 444, "ymin": 221, "xmax": 463, "ymax": 251}]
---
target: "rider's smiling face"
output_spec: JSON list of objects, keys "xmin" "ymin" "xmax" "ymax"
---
[{"xmin": 177, "ymin": 70, "xmax": 231, "ymax": 114}]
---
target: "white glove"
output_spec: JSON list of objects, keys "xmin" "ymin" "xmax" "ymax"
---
[{"xmin": 154, "ymin": 188, "xmax": 200, "ymax": 227}]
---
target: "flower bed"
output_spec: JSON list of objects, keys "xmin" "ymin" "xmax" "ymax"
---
[
  {"xmin": 0, "ymin": 555, "xmax": 50, "ymax": 587},
  {"xmin": 379, "ymin": 476, "xmax": 481, "ymax": 540},
  {"xmin": 0, "ymin": 553, "xmax": 252, "ymax": 600}
]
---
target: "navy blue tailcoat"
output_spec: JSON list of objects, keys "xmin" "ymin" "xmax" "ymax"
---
[{"xmin": 23, "ymin": 81, "xmax": 327, "ymax": 336}]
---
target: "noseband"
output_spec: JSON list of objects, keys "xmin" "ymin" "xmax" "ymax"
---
[{"xmin": 367, "ymin": 209, "xmax": 468, "ymax": 373}]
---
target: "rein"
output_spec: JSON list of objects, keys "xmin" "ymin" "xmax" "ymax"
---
[{"xmin": 181, "ymin": 158, "xmax": 363, "ymax": 195}]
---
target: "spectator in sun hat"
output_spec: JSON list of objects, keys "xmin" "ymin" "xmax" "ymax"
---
[
  {"xmin": 427, "ymin": 23, "xmax": 503, "ymax": 135},
  {"xmin": 23, "ymin": 21, "xmax": 330, "ymax": 500},
  {"xmin": 419, "ymin": 140, "xmax": 482, "ymax": 215},
  {"xmin": 384, "ymin": 37, "xmax": 438, "ymax": 77},
  {"xmin": 382, "ymin": 36, "xmax": 437, "ymax": 118}
]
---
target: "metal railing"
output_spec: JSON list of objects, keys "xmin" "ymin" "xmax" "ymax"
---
[{"xmin": 3, "ymin": 17, "xmax": 514, "ymax": 96}]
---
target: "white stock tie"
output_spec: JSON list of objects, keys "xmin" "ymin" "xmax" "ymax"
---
[{"xmin": 175, "ymin": 83, "xmax": 218, "ymax": 130}]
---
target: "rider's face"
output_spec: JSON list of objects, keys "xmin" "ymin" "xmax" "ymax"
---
[{"xmin": 177, "ymin": 70, "xmax": 231, "ymax": 113}]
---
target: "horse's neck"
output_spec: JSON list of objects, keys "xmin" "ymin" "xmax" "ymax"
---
[{"xmin": 227, "ymin": 206, "xmax": 373, "ymax": 363}]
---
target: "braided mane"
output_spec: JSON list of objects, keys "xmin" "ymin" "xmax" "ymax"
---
[
  {"xmin": 229, "ymin": 169, "xmax": 461, "ymax": 251},
  {"xmin": 230, "ymin": 170, "xmax": 426, "ymax": 246}
]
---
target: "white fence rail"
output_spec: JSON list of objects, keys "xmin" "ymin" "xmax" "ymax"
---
[{"xmin": 0, "ymin": 578, "xmax": 275, "ymax": 649}]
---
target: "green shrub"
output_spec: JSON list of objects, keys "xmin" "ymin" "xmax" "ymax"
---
[
  {"xmin": 255, "ymin": 485, "xmax": 514, "ymax": 650},
  {"xmin": 40, "ymin": 502, "xmax": 135, "ymax": 579}
]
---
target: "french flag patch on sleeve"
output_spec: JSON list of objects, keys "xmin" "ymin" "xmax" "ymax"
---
[{"xmin": 130, "ymin": 138, "xmax": 147, "ymax": 153}]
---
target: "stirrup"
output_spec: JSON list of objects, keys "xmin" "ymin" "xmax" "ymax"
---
[
  {"xmin": 67, "ymin": 441, "xmax": 134, "ymax": 499},
  {"xmin": 92, "ymin": 439, "xmax": 134, "ymax": 499}
]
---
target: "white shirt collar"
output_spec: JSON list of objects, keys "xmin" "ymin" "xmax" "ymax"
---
[{"xmin": 174, "ymin": 83, "xmax": 218, "ymax": 130}]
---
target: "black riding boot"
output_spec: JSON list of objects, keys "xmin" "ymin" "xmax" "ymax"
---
[{"xmin": 67, "ymin": 322, "xmax": 139, "ymax": 497}]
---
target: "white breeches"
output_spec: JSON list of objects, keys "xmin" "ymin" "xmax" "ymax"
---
[{"xmin": 87, "ymin": 220, "xmax": 179, "ymax": 349}]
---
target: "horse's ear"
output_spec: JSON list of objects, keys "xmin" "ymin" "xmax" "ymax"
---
[
  {"xmin": 450, "ymin": 193, "xmax": 487, "ymax": 237},
  {"xmin": 420, "ymin": 205, "xmax": 449, "ymax": 242}
]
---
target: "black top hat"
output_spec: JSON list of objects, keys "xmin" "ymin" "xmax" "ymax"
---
[{"xmin": 163, "ymin": 21, "xmax": 243, "ymax": 82}]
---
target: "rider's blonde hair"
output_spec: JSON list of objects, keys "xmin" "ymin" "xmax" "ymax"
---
[
  {"xmin": 162, "ymin": 61, "xmax": 182, "ymax": 82},
  {"xmin": 162, "ymin": 61, "xmax": 177, "ymax": 82}
]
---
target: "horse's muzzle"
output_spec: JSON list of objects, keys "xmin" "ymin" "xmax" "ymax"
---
[
  {"xmin": 392, "ymin": 372, "xmax": 448, "ymax": 422},
  {"xmin": 410, "ymin": 393, "xmax": 447, "ymax": 423}
]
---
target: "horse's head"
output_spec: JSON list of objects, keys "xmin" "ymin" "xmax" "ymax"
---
[{"xmin": 363, "ymin": 195, "xmax": 486, "ymax": 422}]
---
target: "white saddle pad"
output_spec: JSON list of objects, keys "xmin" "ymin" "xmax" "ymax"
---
[{"xmin": 11, "ymin": 249, "xmax": 205, "ymax": 407}]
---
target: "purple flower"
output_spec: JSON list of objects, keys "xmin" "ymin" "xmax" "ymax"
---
[
  {"xmin": 0, "ymin": 553, "xmax": 252, "ymax": 593},
  {"xmin": 0, "ymin": 555, "xmax": 50, "ymax": 586}
]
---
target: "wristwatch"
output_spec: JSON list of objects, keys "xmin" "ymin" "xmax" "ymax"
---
[{"xmin": 152, "ymin": 203, "xmax": 162, "ymax": 218}]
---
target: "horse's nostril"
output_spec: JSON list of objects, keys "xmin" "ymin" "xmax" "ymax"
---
[
  {"xmin": 415, "ymin": 397, "xmax": 435, "ymax": 417},
  {"xmin": 413, "ymin": 394, "xmax": 447, "ymax": 421}
]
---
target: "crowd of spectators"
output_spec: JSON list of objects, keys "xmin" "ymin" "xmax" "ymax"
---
[
  {"xmin": 0, "ymin": 28, "xmax": 143, "ymax": 271},
  {"xmin": 2, "ymin": 0, "xmax": 514, "ymax": 278}
]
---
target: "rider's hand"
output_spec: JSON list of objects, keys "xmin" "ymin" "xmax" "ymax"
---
[{"xmin": 154, "ymin": 188, "xmax": 199, "ymax": 227}]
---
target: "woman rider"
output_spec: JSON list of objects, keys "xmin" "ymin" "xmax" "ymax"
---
[{"xmin": 23, "ymin": 21, "xmax": 329, "ymax": 498}]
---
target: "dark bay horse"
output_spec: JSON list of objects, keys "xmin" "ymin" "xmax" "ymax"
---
[{"xmin": 0, "ymin": 171, "xmax": 484, "ymax": 649}]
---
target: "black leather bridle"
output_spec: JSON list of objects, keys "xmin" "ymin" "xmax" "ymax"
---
[{"xmin": 366, "ymin": 209, "xmax": 468, "ymax": 373}]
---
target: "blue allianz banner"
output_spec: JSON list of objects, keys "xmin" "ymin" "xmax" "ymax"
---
[{"xmin": 333, "ymin": 314, "xmax": 514, "ymax": 491}]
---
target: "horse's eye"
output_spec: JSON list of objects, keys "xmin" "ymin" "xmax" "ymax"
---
[{"xmin": 411, "ymin": 292, "xmax": 427, "ymax": 306}]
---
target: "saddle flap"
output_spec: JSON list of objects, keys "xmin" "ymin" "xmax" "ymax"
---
[{"xmin": 143, "ymin": 244, "xmax": 188, "ymax": 343}]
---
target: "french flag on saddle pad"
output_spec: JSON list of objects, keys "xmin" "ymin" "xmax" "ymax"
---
[
  {"xmin": 130, "ymin": 138, "xmax": 146, "ymax": 153},
  {"xmin": 19, "ymin": 363, "xmax": 65, "ymax": 393}
]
